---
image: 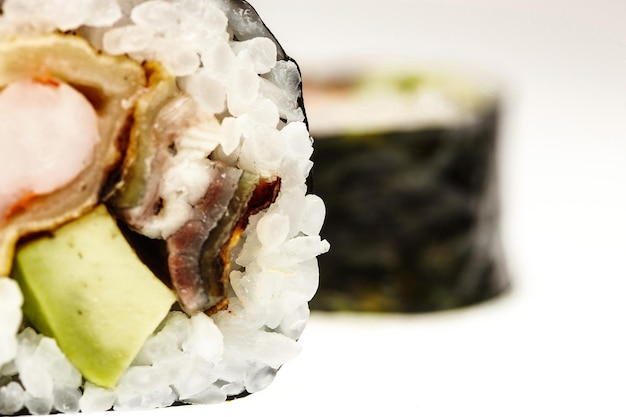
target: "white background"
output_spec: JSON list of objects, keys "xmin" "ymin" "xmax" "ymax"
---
[{"xmin": 117, "ymin": 1, "xmax": 626, "ymax": 416}]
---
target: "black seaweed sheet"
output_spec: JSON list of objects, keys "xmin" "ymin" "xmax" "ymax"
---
[{"xmin": 310, "ymin": 104, "xmax": 509, "ymax": 312}]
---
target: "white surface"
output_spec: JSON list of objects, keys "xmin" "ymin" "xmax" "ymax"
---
[{"xmin": 106, "ymin": 1, "xmax": 626, "ymax": 416}]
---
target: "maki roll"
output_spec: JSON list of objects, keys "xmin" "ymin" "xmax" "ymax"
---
[
  {"xmin": 0, "ymin": 0, "xmax": 328, "ymax": 414},
  {"xmin": 305, "ymin": 69, "xmax": 508, "ymax": 312}
]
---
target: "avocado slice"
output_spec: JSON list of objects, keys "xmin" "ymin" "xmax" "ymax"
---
[{"xmin": 12, "ymin": 205, "xmax": 176, "ymax": 388}]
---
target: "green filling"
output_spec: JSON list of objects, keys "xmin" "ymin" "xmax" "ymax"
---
[{"xmin": 12, "ymin": 205, "xmax": 176, "ymax": 388}]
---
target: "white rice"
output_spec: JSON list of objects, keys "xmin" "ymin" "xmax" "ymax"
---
[{"xmin": 0, "ymin": 0, "xmax": 328, "ymax": 413}]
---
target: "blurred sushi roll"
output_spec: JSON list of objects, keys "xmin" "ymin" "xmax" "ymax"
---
[
  {"xmin": 0, "ymin": 0, "xmax": 328, "ymax": 414},
  {"xmin": 305, "ymin": 69, "xmax": 508, "ymax": 312}
]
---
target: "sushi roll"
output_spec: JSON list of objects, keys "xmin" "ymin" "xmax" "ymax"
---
[
  {"xmin": 305, "ymin": 69, "xmax": 508, "ymax": 312},
  {"xmin": 0, "ymin": 0, "xmax": 328, "ymax": 414}
]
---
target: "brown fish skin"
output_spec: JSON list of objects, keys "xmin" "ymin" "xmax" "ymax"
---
[
  {"xmin": 199, "ymin": 175, "xmax": 281, "ymax": 315},
  {"xmin": 165, "ymin": 167, "xmax": 281, "ymax": 315},
  {"xmin": 165, "ymin": 163, "xmax": 241, "ymax": 314}
]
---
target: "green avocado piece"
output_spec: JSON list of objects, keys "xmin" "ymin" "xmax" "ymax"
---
[{"xmin": 12, "ymin": 205, "xmax": 176, "ymax": 388}]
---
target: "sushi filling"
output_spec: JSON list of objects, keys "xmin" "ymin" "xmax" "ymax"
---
[
  {"xmin": 0, "ymin": 0, "xmax": 328, "ymax": 414},
  {"xmin": 0, "ymin": 79, "xmax": 99, "ymax": 222}
]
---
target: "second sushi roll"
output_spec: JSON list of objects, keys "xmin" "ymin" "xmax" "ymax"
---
[{"xmin": 305, "ymin": 69, "xmax": 508, "ymax": 312}]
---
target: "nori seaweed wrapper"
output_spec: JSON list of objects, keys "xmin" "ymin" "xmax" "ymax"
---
[{"xmin": 306, "ymin": 71, "xmax": 509, "ymax": 312}]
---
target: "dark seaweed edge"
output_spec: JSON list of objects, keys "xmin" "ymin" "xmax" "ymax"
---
[{"xmin": 223, "ymin": 0, "xmax": 309, "ymax": 128}]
